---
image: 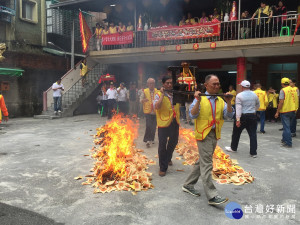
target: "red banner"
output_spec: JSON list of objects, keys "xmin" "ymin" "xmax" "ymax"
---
[
  {"xmin": 102, "ymin": 31, "xmax": 133, "ymax": 45},
  {"xmin": 147, "ymin": 22, "xmax": 220, "ymax": 41}
]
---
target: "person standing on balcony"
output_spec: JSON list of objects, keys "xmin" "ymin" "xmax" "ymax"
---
[
  {"xmin": 199, "ymin": 12, "xmax": 209, "ymax": 24},
  {"xmin": 275, "ymin": 78, "xmax": 297, "ymax": 147},
  {"xmin": 240, "ymin": 11, "xmax": 251, "ymax": 39},
  {"xmin": 229, "ymin": 85, "xmax": 237, "ymax": 109},
  {"xmin": 251, "ymin": 1, "xmax": 273, "ymax": 37},
  {"xmin": 182, "ymin": 75, "xmax": 233, "ymax": 205},
  {"xmin": 289, "ymin": 79, "xmax": 299, "ymax": 137},
  {"xmin": 210, "ymin": 9, "xmax": 220, "ymax": 21},
  {"xmin": 126, "ymin": 21, "xmax": 133, "ymax": 31},
  {"xmin": 109, "ymin": 22, "xmax": 117, "ymax": 34},
  {"xmin": 94, "ymin": 23, "xmax": 103, "ymax": 51},
  {"xmin": 52, "ymin": 78, "xmax": 64, "ymax": 115},
  {"xmin": 225, "ymin": 80, "xmax": 260, "ymax": 157},
  {"xmin": 106, "ymin": 82, "xmax": 117, "ymax": 119},
  {"xmin": 185, "ymin": 13, "xmax": 196, "ymax": 25},
  {"xmin": 274, "ymin": 1, "xmax": 287, "ymax": 35},
  {"xmin": 117, "ymin": 82, "xmax": 128, "ymax": 115},
  {"xmin": 129, "ymin": 82, "xmax": 138, "ymax": 116},
  {"xmin": 80, "ymin": 59, "xmax": 91, "ymax": 87},
  {"xmin": 254, "ymin": 83, "xmax": 268, "ymax": 134},
  {"xmin": 179, "ymin": 16, "xmax": 186, "ymax": 26},
  {"xmin": 0, "ymin": 92, "xmax": 9, "ymax": 123},
  {"xmin": 154, "ymin": 76, "xmax": 180, "ymax": 177},
  {"xmin": 118, "ymin": 22, "xmax": 126, "ymax": 33},
  {"xmin": 140, "ymin": 78, "xmax": 158, "ymax": 148}
]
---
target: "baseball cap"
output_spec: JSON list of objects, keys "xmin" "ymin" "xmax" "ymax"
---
[
  {"xmin": 281, "ymin": 77, "xmax": 290, "ymax": 85},
  {"xmin": 240, "ymin": 80, "xmax": 250, "ymax": 88}
]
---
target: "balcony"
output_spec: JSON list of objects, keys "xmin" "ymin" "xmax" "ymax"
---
[
  {"xmin": 89, "ymin": 15, "xmax": 300, "ymax": 64},
  {"xmin": 0, "ymin": 5, "xmax": 16, "ymax": 23}
]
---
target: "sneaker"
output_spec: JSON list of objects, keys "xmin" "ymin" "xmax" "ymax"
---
[
  {"xmin": 279, "ymin": 128, "xmax": 283, "ymax": 131},
  {"xmin": 259, "ymin": 131, "xmax": 266, "ymax": 134},
  {"xmin": 291, "ymin": 133, "xmax": 296, "ymax": 137},
  {"xmin": 208, "ymin": 195, "xmax": 228, "ymax": 205},
  {"xmin": 58, "ymin": 110, "xmax": 62, "ymax": 113},
  {"xmin": 182, "ymin": 186, "xmax": 201, "ymax": 196},
  {"xmin": 225, "ymin": 147, "xmax": 237, "ymax": 153},
  {"xmin": 146, "ymin": 141, "xmax": 151, "ymax": 148},
  {"xmin": 281, "ymin": 143, "xmax": 292, "ymax": 148},
  {"xmin": 189, "ymin": 121, "xmax": 194, "ymax": 126},
  {"xmin": 250, "ymin": 154, "xmax": 257, "ymax": 158},
  {"xmin": 54, "ymin": 111, "xmax": 57, "ymax": 115},
  {"xmin": 168, "ymin": 161, "xmax": 173, "ymax": 166}
]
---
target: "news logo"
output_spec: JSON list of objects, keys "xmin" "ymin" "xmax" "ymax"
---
[{"xmin": 225, "ymin": 202, "xmax": 243, "ymax": 219}]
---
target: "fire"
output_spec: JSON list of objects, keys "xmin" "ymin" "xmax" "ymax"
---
[
  {"xmin": 79, "ymin": 114, "xmax": 155, "ymax": 193},
  {"xmin": 177, "ymin": 127, "xmax": 254, "ymax": 185}
]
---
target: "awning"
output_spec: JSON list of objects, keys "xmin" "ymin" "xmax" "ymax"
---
[
  {"xmin": 43, "ymin": 47, "xmax": 86, "ymax": 57},
  {"xmin": 0, "ymin": 68, "xmax": 24, "ymax": 77}
]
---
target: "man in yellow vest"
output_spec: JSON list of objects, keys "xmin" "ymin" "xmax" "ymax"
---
[
  {"xmin": 267, "ymin": 87, "xmax": 279, "ymax": 122},
  {"xmin": 94, "ymin": 23, "xmax": 103, "ymax": 51},
  {"xmin": 275, "ymin": 78, "xmax": 297, "ymax": 147},
  {"xmin": 0, "ymin": 92, "xmax": 9, "ymax": 123},
  {"xmin": 229, "ymin": 85, "xmax": 237, "ymax": 108},
  {"xmin": 289, "ymin": 79, "xmax": 299, "ymax": 137},
  {"xmin": 254, "ymin": 83, "xmax": 268, "ymax": 133},
  {"xmin": 182, "ymin": 74, "xmax": 234, "ymax": 205},
  {"xmin": 80, "ymin": 58, "xmax": 90, "ymax": 87},
  {"xmin": 140, "ymin": 78, "xmax": 158, "ymax": 148},
  {"xmin": 251, "ymin": 1, "xmax": 273, "ymax": 37},
  {"xmin": 154, "ymin": 76, "xmax": 180, "ymax": 177}
]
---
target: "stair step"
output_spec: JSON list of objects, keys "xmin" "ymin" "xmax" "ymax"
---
[{"xmin": 34, "ymin": 114, "xmax": 61, "ymax": 119}]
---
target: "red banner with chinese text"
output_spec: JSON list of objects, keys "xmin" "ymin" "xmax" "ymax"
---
[
  {"xmin": 147, "ymin": 22, "xmax": 220, "ymax": 41},
  {"xmin": 102, "ymin": 31, "xmax": 133, "ymax": 45}
]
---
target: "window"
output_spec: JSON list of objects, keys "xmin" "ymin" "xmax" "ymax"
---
[
  {"xmin": 267, "ymin": 63, "xmax": 298, "ymax": 91},
  {"xmin": 19, "ymin": 0, "xmax": 38, "ymax": 23}
]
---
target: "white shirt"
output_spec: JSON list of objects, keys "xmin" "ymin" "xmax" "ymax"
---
[
  {"xmin": 52, "ymin": 82, "xmax": 64, "ymax": 97},
  {"xmin": 106, "ymin": 88, "xmax": 117, "ymax": 100},
  {"xmin": 117, "ymin": 87, "xmax": 127, "ymax": 102}
]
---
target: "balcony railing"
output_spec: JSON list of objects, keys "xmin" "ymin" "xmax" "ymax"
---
[
  {"xmin": 90, "ymin": 14, "xmax": 299, "ymax": 52},
  {"xmin": 0, "ymin": 5, "xmax": 16, "ymax": 23}
]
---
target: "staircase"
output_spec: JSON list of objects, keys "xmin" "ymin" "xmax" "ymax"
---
[{"xmin": 34, "ymin": 62, "xmax": 108, "ymax": 119}]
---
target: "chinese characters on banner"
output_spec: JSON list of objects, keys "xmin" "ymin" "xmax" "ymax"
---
[
  {"xmin": 102, "ymin": 31, "xmax": 133, "ymax": 46},
  {"xmin": 147, "ymin": 22, "xmax": 220, "ymax": 41}
]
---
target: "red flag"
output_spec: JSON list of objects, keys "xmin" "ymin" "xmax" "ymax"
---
[
  {"xmin": 79, "ymin": 11, "xmax": 92, "ymax": 53},
  {"xmin": 291, "ymin": 15, "xmax": 300, "ymax": 45}
]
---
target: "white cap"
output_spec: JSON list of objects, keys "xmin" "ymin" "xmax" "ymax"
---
[{"xmin": 240, "ymin": 80, "xmax": 250, "ymax": 88}]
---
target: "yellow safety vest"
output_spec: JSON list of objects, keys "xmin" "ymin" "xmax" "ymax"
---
[
  {"xmin": 156, "ymin": 92, "xmax": 180, "ymax": 128},
  {"xmin": 81, "ymin": 63, "xmax": 88, "ymax": 76},
  {"xmin": 280, "ymin": 86, "xmax": 297, "ymax": 113},
  {"xmin": 119, "ymin": 26, "xmax": 126, "ymax": 32},
  {"xmin": 126, "ymin": 25, "xmax": 133, "ymax": 31},
  {"xmin": 254, "ymin": 88, "xmax": 268, "ymax": 111},
  {"xmin": 102, "ymin": 29, "xmax": 109, "ymax": 35},
  {"xmin": 95, "ymin": 28, "xmax": 102, "ymax": 39},
  {"xmin": 194, "ymin": 97, "xmax": 225, "ymax": 141},
  {"xmin": 292, "ymin": 87, "xmax": 299, "ymax": 110},
  {"xmin": 109, "ymin": 27, "xmax": 117, "ymax": 34},
  {"xmin": 229, "ymin": 90, "xmax": 237, "ymax": 105},
  {"xmin": 257, "ymin": 5, "xmax": 271, "ymax": 24},
  {"xmin": 143, "ymin": 88, "xmax": 158, "ymax": 114},
  {"xmin": 268, "ymin": 93, "xmax": 278, "ymax": 108}
]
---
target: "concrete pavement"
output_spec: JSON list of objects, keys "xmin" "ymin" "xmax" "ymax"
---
[{"xmin": 0, "ymin": 115, "xmax": 299, "ymax": 225}]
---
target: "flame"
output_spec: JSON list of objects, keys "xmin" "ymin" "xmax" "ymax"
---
[
  {"xmin": 81, "ymin": 114, "xmax": 155, "ymax": 193},
  {"xmin": 177, "ymin": 127, "xmax": 254, "ymax": 184}
]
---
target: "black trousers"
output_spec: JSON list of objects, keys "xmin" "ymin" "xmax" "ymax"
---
[
  {"xmin": 118, "ymin": 101, "xmax": 128, "ymax": 115},
  {"xmin": 101, "ymin": 100, "xmax": 108, "ymax": 117},
  {"xmin": 107, "ymin": 99, "xmax": 116, "ymax": 119},
  {"xmin": 230, "ymin": 114, "xmax": 258, "ymax": 155},
  {"xmin": 143, "ymin": 114, "xmax": 157, "ymax": 142},
  {"xmin": 266, "ymin": 107, "xmax": 277, "ymax": 122},
  {"xmin": 158, "ymin": 119, "xmax": 179, "ymax": 172}
]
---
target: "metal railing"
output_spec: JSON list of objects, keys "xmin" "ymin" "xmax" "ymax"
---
[
  {"xmin": 61, "ymin": 63, "xmax": 108, "ymax": 109},
  {"xmin": 90, "ymin": 14, "xmax": 299, "ymax": 52}
]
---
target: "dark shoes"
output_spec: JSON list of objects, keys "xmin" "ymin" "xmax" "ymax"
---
[
  {"xmin": 291, "ymin": 133, "xmax": 296, "ymax": 137},
  {"xmin": 259, "ymin": 131, "xmax": 266, "ymax": 134},
  {"xmin": 182, "ymin": 186, "xmax": 201, "ymax": 196},
  {"xmin": 168, "ymin": 161, "xmax": 173, "ymax": 166},
  {"xmin": 279, "ymin": 128, "xmax": 283, "ymax": 131},
  {"xmin": 146, "ymin": 141, "xmax": 151, "ymax": 148},
  {"xmin": 159, "ymin": 171, "xmax": 166, "ymax": 177},
  {"xmin": 208, "ymin": 195, "xmax": 228, "ymax": 205},
  {"xmin": 281, "ymin": 143, "xmax": 292, "ymax": 148},
  {"xmin": 189, "ymin": 121, "xmax": 194, "ymax": 126},
  {"xmin": 250, "ymin": 154, "xmax": 257, "ymax": 158}
]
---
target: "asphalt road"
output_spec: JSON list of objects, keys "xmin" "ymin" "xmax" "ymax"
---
[{"xmin": 0, "ymin": 115, "xmax": 299, "ymax": 225}]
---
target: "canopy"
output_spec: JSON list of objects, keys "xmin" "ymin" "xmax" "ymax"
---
[{"xmin": 0, "ymin": 68, "xmax": 24, "ymax": 77}]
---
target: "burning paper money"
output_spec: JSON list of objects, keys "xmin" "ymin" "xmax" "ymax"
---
[
  {"xmin": 79, "ymin": 114, "xmax": 155, "ymax": 194},
  {"xmin": 176, "ymin": 127, "xmax": 254, "ymax": 185}
]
